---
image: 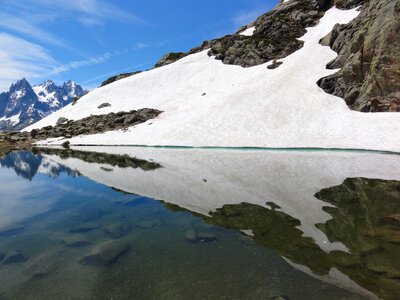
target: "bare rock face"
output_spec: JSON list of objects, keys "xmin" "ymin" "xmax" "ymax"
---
[
  {"xmin": 318, "ymin": 0, "xmax": 400, "ymax": 112},
  {"xmin": 100, "ymin": 71, "xmax": 142, "ymax": 87},
  {"xmin": 154, "ymin": 52, "xmax": 186, "ymax": 68}
]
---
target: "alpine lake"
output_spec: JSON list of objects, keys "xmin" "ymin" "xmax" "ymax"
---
[{"xmin": 0, "ymin": 146, "xmax": 399, "ymax": 300}]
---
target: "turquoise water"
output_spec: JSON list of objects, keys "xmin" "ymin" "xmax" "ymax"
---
[{"xmin": 0, "ymin": 149, "xmax": 399, "ymax": 299}]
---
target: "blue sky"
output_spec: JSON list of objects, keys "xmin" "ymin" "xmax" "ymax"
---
[{"xmin": 0, "ymin": 0, "xmax": 278, "ymax": 91}]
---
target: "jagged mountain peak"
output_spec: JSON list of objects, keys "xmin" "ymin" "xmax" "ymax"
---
[
  {"xmin": 9, "ymin": 78, "xmax": 32, "ymax": 93},
  {"xmin": 0, "ymin": 78, "xmax": 86, "ymax": 131}
]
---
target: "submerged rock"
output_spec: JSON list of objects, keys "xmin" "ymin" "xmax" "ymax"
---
[
  {"xmin": 70, "ymin": 222, "xmax": 99, "ymax": 233},
  {"xmin": 2, "ymin": 250, "xmax": 28, "ymax": 265},
  {"xmin": 184, "ymin": 229, "xmax": 198, "ymax": 243},
  {"xmin": 135, "ymin": 219, "xmax": 160, "ymax": 229},
  {"xmin": 197, "ymin": 231, "xmax": 217, "ymax": 243},
  {"xmin": 184, "ymin": 229, "xmax": 217, "ymax": 243},
  {"xmin": 79, "ymin": 240, "xmax": 129, "ymax": 266},
  {"xmin": 62, "ymin": 234, "xmax": 90, "ymax": 247},
  {"xmin": 104, "ymin": 223, "xmax": 132, "ymax": 238}
]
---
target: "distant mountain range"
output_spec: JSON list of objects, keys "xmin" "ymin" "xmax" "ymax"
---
[{"xmin": 0, "ymin": 78, "xmax": 86, "ymax": 131}]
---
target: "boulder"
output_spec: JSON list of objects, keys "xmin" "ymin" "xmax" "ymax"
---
[
  {"xmin": 104, "ymin": 223, "xmax": 132, "ymax": 238},
  {"xmin": 79, "ymin": 240, "xmax": 129, "ymax": 266},
  {"xmin": 97, "ymin": 103, "xmax": 111, "ymax": 109},
  {"xmin": 56, "ymin": 117, "xmax": 68, "ymax": 125}
]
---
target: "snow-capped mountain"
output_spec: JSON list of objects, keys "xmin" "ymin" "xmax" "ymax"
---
[
  {"xmin": 0, "ymin": 79, "xmax": 86, "ymax": 131},
  {"xmin": 27, "ymin": 0, "xmax": 400, "ymax": 152}
]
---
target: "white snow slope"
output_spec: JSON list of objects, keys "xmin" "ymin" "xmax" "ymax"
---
[{"xmin": 26, "ymin": 7, "xmax": 400, "ymax": 152}]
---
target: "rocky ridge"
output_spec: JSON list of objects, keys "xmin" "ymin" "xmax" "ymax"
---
[
  {"xmin": 318, "ymin": 0, "xmax": 400, "ymax": 112},
  {"xmin": 0, "ymin": 108, "xmax": 162, "ymax": 155}
]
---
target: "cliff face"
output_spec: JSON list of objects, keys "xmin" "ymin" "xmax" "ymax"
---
[{"xmin": 318, "ymin": 0, "xmax": 400, "ymax": 112}]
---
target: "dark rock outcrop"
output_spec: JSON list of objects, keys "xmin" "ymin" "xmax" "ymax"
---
[
  {"xmin": 100, "ymin": 71, "xmax": 142, "ymax": 87},
  {"xmin": 318, "ymin": 0, "xmax": 400, "ymax": 112},
  {"xmin": 154, "ymin": 52, "xmax": 186, "ymax": 68},
  {"xmin": 186, "ymin": 0, "xmax": 362, "ymax": 68}
]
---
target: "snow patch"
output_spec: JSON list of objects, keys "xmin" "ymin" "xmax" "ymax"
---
[
  {"xmin": 0, "ymin": 112, "xmax": 21, "ymax": 125},
  {"xmin": 240, "ymin": 26, "xmax": 256, "ymax": 36}
]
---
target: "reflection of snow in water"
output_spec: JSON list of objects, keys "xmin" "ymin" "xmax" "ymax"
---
[
  {"xmin": 43, "ymin": 146, "xmax": 400, "ymax": 254},
  {"xmin": 283, "ymin": 257, "xmax": 380, "ymax": 300}
]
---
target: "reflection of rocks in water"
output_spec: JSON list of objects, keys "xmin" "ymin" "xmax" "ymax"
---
[
  {"xmin": 161, "ymin": 177, "xmax": 400, "ymax": 299},
  {"xmin": 204, "ymin": 203, "xmax": 332, "ymax": 275},
  {"xmin": 315, "ymin": 178, "xmax": 400, "ymax": 300},
  {"xmin": 79, "ymin": 240, "xmax": 129, "ymax": 266},
  {"xmin": 37, "ymin": 148, "xmax": 163, "ymax": 171}
]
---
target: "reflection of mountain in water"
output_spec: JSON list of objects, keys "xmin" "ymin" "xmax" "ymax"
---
[
  {"xmin": 0, "ymin": 150, "xmax": 79, "ymax": 180},
  {"xmin": 4, "ymin": 147, "xmax": 400, "ymax": 299},
  {"xmin": 0, "ymin": 149, "xmax": 162, "ymax": 181},
  {"xmin": 0, "ymin": 151, "xmax": 43, "ymax": 180}
]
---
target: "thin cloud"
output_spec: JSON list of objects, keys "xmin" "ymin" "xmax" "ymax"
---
[
  {"xmin": 0, "ymin": 14, "xmax": 68, "ymax": 48},
  {"xmin": 11, "ymin": 0, "xmax": 149, "ymax": 26},
  {"xmin": 49, "ymin": 52, "xmax": 114, "ymax": 76},
  {"xmin": 0, "ymin": 33, "xmax": 57, "ymax": 91}
]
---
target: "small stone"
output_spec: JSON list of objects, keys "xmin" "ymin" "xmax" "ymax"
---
[
  {"xmin": 97, "ymin": 103, "xmax": 111, "ymax": 109},
  {"xmin": 201, "ymin": 92, "xmax": 207, "ymax": 96},
  {"xmin": 2, "ymin": 251, "xmax": 28, "ymax": 265},
  {"xmin": 267, "ymin": 60, "xmax": 283, "ymax": 69},
  {"xmin": 79, "ymin": 240, "xmax": 129, "ymax": 266}
]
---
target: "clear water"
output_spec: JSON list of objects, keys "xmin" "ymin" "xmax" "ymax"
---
[{"xmin": 0, "ymin": 148, "xmax": 399, "ymax": 299}]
